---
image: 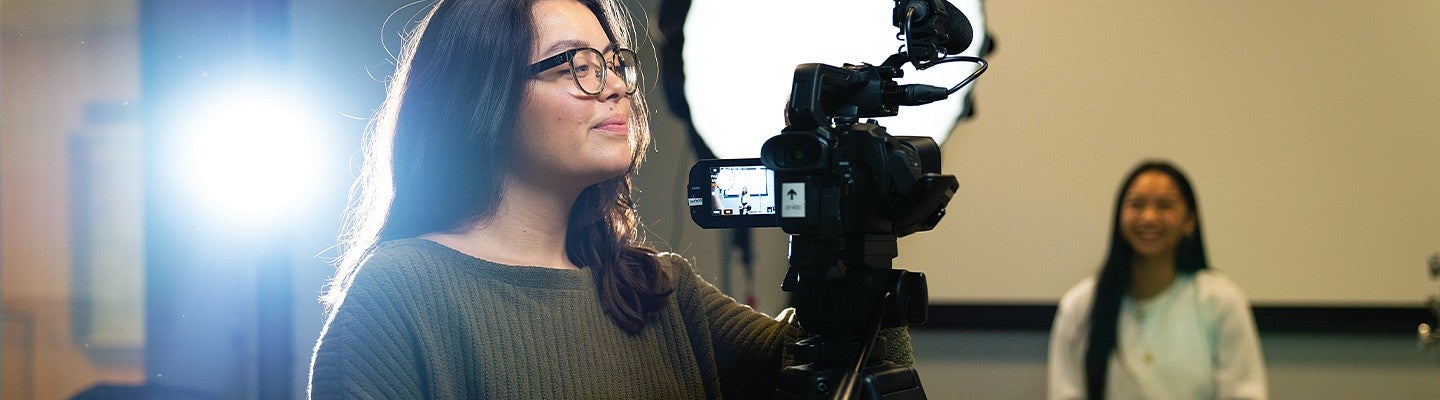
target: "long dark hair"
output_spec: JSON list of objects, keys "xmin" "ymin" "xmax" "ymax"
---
[
  {"xmin": 1083, "ymin": 160, "xmax": 1208, "ymax": 398},
  {"xmin": 321, "ymin": 0, "xmax": 672, "ymax": 335}
]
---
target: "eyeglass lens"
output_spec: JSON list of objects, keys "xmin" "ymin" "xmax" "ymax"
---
[{"xmin": 570, "ymin": 49, "xmax": 636, "ymax": 95}]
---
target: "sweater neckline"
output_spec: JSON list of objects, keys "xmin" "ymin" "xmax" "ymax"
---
[{"xmin": 391, "ymin": 238, "xmax": 592, "ymax": 291}]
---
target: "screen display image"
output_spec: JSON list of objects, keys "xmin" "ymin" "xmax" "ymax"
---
[{"xmin": 709, "ymin": 165, "xmax": 775, "ymax": 216}]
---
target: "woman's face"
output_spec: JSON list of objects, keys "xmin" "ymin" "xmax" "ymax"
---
[
  {"xmin": 1120, "ymin": 170, "xmax": 1196, "ymax": 263},
  {"xmin": 514, "ymin": 0, "xmax": 635, "ymax": 191}
]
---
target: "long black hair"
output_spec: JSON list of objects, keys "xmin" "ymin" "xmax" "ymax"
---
[
  {"xmin": 322, "ymin": 0, "xmax": 672, "ymax": 335},
  {"xmin": 1083, "ymin": 160, "xmax": 1208, "ymax": 398}
]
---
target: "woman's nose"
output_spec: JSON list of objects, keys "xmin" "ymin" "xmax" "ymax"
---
[
  {"xmin": 598, "ymin": 70, "xmax": 628, "ymax": 101},
  {"xmin": 1143, "ymin": 206, "xmax": 1167, "ymax": 223}
]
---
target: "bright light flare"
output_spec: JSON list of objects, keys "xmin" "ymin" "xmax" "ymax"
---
[{"xmin": 176, "ymin": 87, "xmax": 330, "ymax": 227}]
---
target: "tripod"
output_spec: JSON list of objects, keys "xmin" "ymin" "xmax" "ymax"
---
[{"xmin": 773, "ymin": 234, "xmax": 929, "ymax": 400}]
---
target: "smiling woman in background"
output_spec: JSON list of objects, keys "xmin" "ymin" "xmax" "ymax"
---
[{"xmin": 1047, "ymin": 160, "xmax": 1267, "ymax": 400}]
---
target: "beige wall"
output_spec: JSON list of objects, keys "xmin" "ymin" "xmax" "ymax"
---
[
  {"xmin": 1, "ymin": 1, "xmax": 145, "ymax": 399},
  {"xmin": 896, "ymin": 1, "xmax": 1440, "ymax": 305}
]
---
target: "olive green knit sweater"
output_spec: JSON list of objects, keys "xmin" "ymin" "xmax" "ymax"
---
[{"xmin": 308, "ymin": 238, "xmax": 911, "ymax": 399}]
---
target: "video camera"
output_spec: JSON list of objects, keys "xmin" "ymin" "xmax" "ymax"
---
[
  {"xmin": 684, "ymin": 1, "xmax": 987, "ymax": 399},
  {"xmin": 687, "ymin": 1, "xmax": 983, "ymax": 236}
]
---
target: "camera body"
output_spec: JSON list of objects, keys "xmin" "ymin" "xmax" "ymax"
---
[
  {"xmin": 685, "ymin": 62, "xmax": 959, "ymax": 350},
  {"xmin": 687, "ymin": 63, "xmax": 956, "ymax": 239}
]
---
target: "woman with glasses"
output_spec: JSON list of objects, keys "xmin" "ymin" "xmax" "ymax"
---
[
  {"xmin": 1047, "ymin": 160, "xmax": 1267, "ymax": 400},
  {"xmin": 307, "ymin": 0, "xmax": 911, "ymax": 398}
]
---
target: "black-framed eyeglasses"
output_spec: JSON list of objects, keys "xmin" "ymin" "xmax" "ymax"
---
[{"xmin": 528, "ymin": 47, "xmax": 638, "ymax": 96}]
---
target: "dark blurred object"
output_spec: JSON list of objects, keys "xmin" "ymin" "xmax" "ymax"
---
[
  {"xmin": 70, "ymin": 383, "xmax": 217, "ymax": 400},
  {"xmin": 1420, "ymin": 252, "xmax": 1440, "ymax": 363}
]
